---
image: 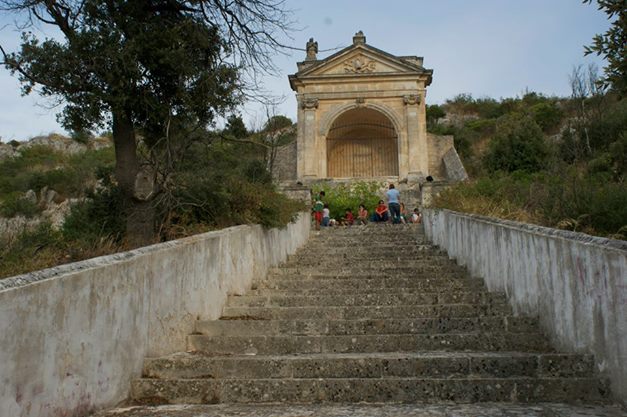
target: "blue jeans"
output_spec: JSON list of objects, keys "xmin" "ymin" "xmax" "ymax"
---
[
  {"xmin": 389, "ymin": 203, "xmax": 401, "ymax": 224},
  {"xmin": 372, "ymin": 212, "xmax": 389, "ymax": 222}
]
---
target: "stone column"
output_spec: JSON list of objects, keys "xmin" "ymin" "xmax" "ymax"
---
[
  {"xmin": 417, "ymin": 88, "xmax": 430, "ymax": 177},
  {"xmin": 404, "ymin": 93, "xmax": 427, "ymax": 181},
  {"xmin": 297, "ymin": 97, "xmax": 319, "ymax": 179}
]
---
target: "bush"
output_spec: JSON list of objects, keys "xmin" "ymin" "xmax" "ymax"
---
[
  {"xmin": 484, "ymin": 114, "xmax": 548, "ymax": 173},
  {"xmin": 62, "ymin": 185, "xmax": 126, "ymax": 245},
  {"xmin": 434, "ymin": 168, "xmax": 627, "ymax": 238},
  {"xmin": 312, "ymin": 181, "xmax": 382, "ymax": 220},
  {"xmin": 586, "ymin": 98, "xmax": 627, "ymax": 152},
  {"xmin": 0, "ymin": 145, "xmax": 114, "ymax": 201},
  {"xmin": 0, "ymin": 222, "xmax": 64, "ymax": 278},
  {"xmin": 530, "ymin": 102, "xmax": 563, "ymax": 132},
  {"xmin": 0, "ymin": 192, "xmax": 41, "ymax": 218}
]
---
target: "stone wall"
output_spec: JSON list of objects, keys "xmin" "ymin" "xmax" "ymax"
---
[
  {"xmin": 425, "ymin": 133, "xmax": 452, "ymax": 180},
  {"xmin": 423, "ymin": 209, "xmax": 627, "ymax": 404},
  {"xmin": 0, "ymin": 214, "xmax": 310, "ymax": 417},
  {"xmin": 273, "ymin": 140, "xmax": 297, "ymax": 182}
]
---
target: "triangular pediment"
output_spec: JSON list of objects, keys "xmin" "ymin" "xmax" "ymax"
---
[{"xmin": 298, "ymin": 45, "xmax": 426, "ymax": 77}]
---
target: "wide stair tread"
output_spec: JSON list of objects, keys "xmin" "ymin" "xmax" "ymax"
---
[{"xmin": 131, "ymin": 225, "xmax": 611, "ymax": 405}]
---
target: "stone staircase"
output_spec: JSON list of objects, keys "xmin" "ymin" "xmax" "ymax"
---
[{"xmin": 131, "ymin": 225, "xmax": 610, "ymax": 405}]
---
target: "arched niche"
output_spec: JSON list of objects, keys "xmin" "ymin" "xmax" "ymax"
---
[{"xmin": 326, "ymin": 107, "xmax": 399, "ymax": 178}]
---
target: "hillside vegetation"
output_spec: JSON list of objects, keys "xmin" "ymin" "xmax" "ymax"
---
[
  {"xmin": 0, "ymin": 120, "xmax": 303, "ymax": 279},
  {"xmin": 428, "ymin": 83, "xmax": 626, "ymax": 239}
]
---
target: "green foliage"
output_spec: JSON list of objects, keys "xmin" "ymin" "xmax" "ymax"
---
[
  {"xmin": 483, "ymin": 113, "xmax": 548, "ymax": 173},
  {"xmin": 162, "ymin": 140, "xmax": 304, "ymax": 235},
  {"xmin": 0, "ymin": 144, "xmax": 115, "ymax": 207},
  {"xmin": 224, "ymin": 114, "xmax": 249, "ymax": 139},
  {"xmin": 62, "ymin": 185, "xmax": 126, "ymax": 245},
  {"xmin": 583, "ymin": 0, "xmax": 627, "ymax": 95},
  {"xmin": 263, "ymin": 115, "xmax": 293, "ymax": 132},
  {"xmin": 0, "ymin": 222, "xmax": 63, "ymax": 278},
  {"xmin": 435, "ymin": 169, "xmax": 627, "ymax": 238},
  {"xmin": 70, "ymin": 130, "xmax": 90, "ymax": 144},
  {"xmin": 0, "ymin": 192, "xmax": 41, "ymax": 218},
  {"xmin": 444, "ymin": 94, "xmax": 504, "ymax": 119},
  {"xmin": 426, "ymin": 104, "xmax": 446, "ymax": 131},
  {"xmin": 312, "ymin": 181, "xmax": 382, "ymax": 220},
  {"xmin": 530, "ymin": 101, "xmax": 563, "ymax": 132},
  {"xmin": 586, "ymin": 98, "xmax": 627, "ymax": 151}
]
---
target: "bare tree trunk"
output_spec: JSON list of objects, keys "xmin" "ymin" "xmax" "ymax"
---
[{"xmin": 112, "ymin": 110, "xmax": 155, "ymax": 246}]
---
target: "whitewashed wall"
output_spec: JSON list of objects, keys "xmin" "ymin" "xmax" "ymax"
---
[
  {"xmin": 423, "ymin": 209, "xmax": 627, "ymax": 404},
  {"xmin": 0, "ymin": 214, "xmax": 310, "ymax": 417}
]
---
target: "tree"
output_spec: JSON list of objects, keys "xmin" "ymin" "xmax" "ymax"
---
[
  {"xmin": 426, "ymin": 104, "xmax": 446, "ymax": 130},
  {"xmin": 224, "ymin": 114, "xmax": 249, "ymax": 139},
  {"xmin": 583, "ymin": 0, "xmax": 627, "ymax": 96},
  {"xmin": 0, "ymin": 0, "xmax": 292, "ymax": 245}
]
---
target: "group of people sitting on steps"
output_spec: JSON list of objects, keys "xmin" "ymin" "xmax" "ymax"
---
[{"xmin": 312, "ymin": 184, "xmax": 422, "ymax": 229}]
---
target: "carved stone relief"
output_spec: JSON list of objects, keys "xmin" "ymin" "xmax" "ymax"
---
[
  {"xmin": 300, "ymin": 97, "xmax": 319, "ymax": 109},
  {"xmin": 403, "ymin": 94, "xmax": 421, "ymax": 105},
  {"xmin": 343, "ymin": 56, "xmax": 376, "ymax": 73}
]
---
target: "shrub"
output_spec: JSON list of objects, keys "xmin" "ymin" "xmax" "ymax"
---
[
  {"xmin": 62, "ymin": 185, "xmax": 126, "ymax": 245},
  {"xmin": 530, "ymin": 102, "xmax": 563, "ymax": 132},
  {"xmin": 484, "ymin": 114, "xmax": 548, "ymax": 173},
  {"xmin": 0, "ymin": 192, "xmax": 41, "ymax": 218},
  {"xmin": 434, "ymin": 168, "xmax": 627, "ymax": 238},
  {"xmin": 0, "ymin": 222, "xmax": 64, "ymax": 278},
  {"xmin": 312, "ymin": 181, "xmax": 382, "ymax": 220}
]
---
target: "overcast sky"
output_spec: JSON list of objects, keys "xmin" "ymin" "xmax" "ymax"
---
[{"xmin": 0, "ymin": 0, "xmax": 611, "ymax": 141}]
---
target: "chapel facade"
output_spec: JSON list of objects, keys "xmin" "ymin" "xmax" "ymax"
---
[{"xmin": 284, "ymin": 31, "xmax": 466, "ymax": 186}]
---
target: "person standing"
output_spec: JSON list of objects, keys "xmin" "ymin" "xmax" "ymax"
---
[
  {"xmin": 386, "ymin": 183, "xmax": 401, "ymax": 224},
  {"xmin": 312, "ymin": 191, "xmax": 325, "ymax": 230},
  {"xmin": 321, "ymin": 203, "xmax": 331, "ymax": 227}
]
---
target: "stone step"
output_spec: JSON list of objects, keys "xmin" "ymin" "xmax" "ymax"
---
[
  {"xmin": 131, "ymin": 376, "xmax": 609, "ymax": 404},
  {"xmin": 226, "ymin": 292, "xmax": 507, "ymax": 308},
  {"xmin": 291, "ymin": 243, "xmax": 437, "ymax": 253},
  {"xmin": 302, "ymin": 243, "xmax": 427, "ymax": 251},
  {"xmin": 310, "ymin": 229, "xmax": 423, "ymax": 238},
  {"xmin": 281, "ymin": 256, "xmax": 458, "ymax": 268},
  {"xmin": 142, "ymin": 352, "xmax": 594, "ymax": 380},
  {"xmin": 300, "ymin": 245, "xmax": 430, "ymax": 253},
  {"xmin": 287, "ymin": 252, "xmax": 448, "ymax": 264},
  {"xmin": 187, "ymin": 332, "xmax": 552, "ymax": 355},
  {"xmin": 257, "ymin": 277, "xmax": 484, "ymax": 291},
  {"xmin": 196, "ymin": 316, "xmax": 540, "ymax": 337},
  {"xmin": 307, "ymin": 235, "xmax": 423, "ymax": 243},
  {"xmin": 269, "ymin": 265, "xmax": 467, "ymax": 276},
  {"xmin": 221, "ymin": 303, "xmax": 510, "ymax": 321}
]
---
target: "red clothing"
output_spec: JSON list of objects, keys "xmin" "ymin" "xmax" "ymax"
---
[
  {"xmin": 375, "ymin": 204, "xmax": 388, "ymax": 215},
  {"xmin": 345, "ymin": 212, "xmax": 354, "ymax": 225}
]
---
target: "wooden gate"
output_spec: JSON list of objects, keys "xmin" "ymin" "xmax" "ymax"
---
[
  {"xmin": 327, "ymin": 137, "xmax": 398, "ymax": 178},
  {"xmin": 326, "ymin": 108, "xmax": 398, "ymax": 178}
]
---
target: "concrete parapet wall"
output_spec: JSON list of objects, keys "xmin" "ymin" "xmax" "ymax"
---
[
  {"xmin": 423, "ymin": 209, "xmax": 627, "ymax": 404},
  {"xmin": 0, "ymin": 214, "xmax": 310, "ymax": 417}
]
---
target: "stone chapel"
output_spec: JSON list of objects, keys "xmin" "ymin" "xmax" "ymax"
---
[{"xmin": 275, "ymin": 31, "xmax": 467, "ymax": 194}]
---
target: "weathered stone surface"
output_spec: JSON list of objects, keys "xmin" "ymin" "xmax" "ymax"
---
[
  {"xmin": 423, "ymin": 209, "xmax": 627, "ymax": 403},
  {"xmin": 132, "ymin": 377, "xmax": 609, "ymax": 404},
  {"xmin": 0, "ymin": 214, "xmax": 311, "ymax": 417},
  {"xmin": 93, "ymin": 403, "xmax": 627, "ymax": 417},
  {"xmin": 286, "ymin": 33, "xmax": 463, "ymax": 184},
  {"xmin": 131, "ymin": 225, "xmax": 613, "ymax": 408},
  {"xmin": 442, "ymin": 146, "xmax": 469, "ymax": 181}
]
